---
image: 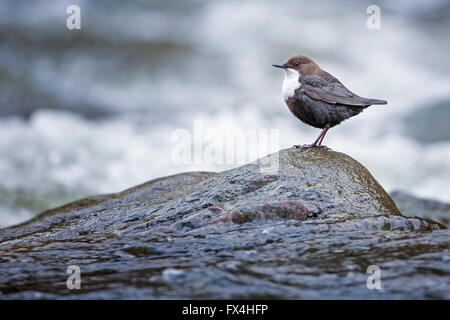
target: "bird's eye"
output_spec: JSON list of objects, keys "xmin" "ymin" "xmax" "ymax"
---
[{"xmin": 294, "ymin": 61, "xmax": 300, "ymax": 66}]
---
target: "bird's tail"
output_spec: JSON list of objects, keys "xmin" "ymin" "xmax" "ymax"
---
[{"xmin": 363, "ymin": 98, "xmax": 387, "ymax": 105}]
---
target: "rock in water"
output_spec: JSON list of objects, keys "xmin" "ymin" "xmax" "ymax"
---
[
  {"xmin": 0, "ymin": 148, "xmax": 448, "ymax": 299},
  {"xmin": 390, "ymin": 190, "xmax": 450, "ymax": 228}
]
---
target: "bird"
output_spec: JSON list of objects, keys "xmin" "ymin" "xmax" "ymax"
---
[{"xmin": 273, "ymin": 55, "xmax": 387, "ymax": 149}]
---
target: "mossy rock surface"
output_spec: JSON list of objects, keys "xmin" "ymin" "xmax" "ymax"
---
[{"xmin": 0, "ymin": 148, "xmax": 448, "ymax": 299}]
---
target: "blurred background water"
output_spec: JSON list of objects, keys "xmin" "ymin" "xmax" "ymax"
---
[{"xmin": 0, "ymin": 0, "xmax": 449, "ymax": 227}]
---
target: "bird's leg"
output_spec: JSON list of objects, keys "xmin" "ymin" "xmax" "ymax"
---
[
  {"xmin": 293, "ymin": 125, "xmax": 331, "ymax": 150},
  {"xmin": 317, "ymin": 125, "xmax": 330, "ymax": 146}
]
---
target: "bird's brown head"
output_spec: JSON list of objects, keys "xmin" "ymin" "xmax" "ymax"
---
[{"xmin": 272, "ymin": 54, "xmax": 320, "ymax": 75}]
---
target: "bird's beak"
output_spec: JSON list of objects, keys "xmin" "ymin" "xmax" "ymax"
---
[{"xmin": 272, "ymin": 64, "xmax": 286, "ymax": 69}]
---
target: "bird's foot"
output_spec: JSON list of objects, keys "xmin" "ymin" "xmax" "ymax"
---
[
  {"xmin": 292, "ymin": 144, "xmax": 331, "ymax": 150},
  {"xmin": 292, "ymin": 144, "xmax": 314, "ymax": 149},
  {"xmin": 316, "ymin": 144, "xmax": 331, "ymax": 150}
]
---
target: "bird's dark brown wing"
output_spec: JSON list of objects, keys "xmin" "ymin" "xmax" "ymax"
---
[{"xmin": 299, "ymin": 74, "xmax": 370, "ymax": 107}]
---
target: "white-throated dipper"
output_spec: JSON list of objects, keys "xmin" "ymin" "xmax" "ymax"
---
[{"xmin": 273, "ymin": 55, "xmax": 387, "ymax": 149}]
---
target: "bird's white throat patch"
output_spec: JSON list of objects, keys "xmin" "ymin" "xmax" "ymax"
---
[{"xmin": 282, "ymin": 68, "xmax": 301, "ymax": 101}]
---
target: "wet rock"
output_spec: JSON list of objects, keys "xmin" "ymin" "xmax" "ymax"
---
[
  {"xmin": 0, "ymin": 148, "xmax": 448, "ymax": 299},
  {"xmin": 402, "ymin": 100, "xmax": 450, "ymax": 143},
  {"xmin": 390, "ymin": 190, "xmax": 450, "ymax": 227}
]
